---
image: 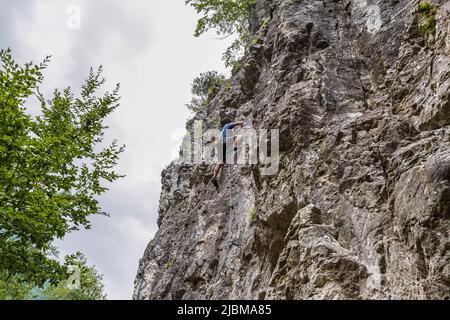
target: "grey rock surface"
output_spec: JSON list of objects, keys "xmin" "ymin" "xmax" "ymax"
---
[{"xmin": 134, "ymin": 0, "xmax": 450, "ymax": 299}]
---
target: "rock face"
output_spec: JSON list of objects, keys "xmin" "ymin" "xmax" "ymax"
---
[{"xmin": 134, "ymin": 0, "xmax": 450, "ymax": 299}]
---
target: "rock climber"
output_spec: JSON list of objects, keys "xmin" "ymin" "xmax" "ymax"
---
[{"xmin": 211, "ymin": 119, "xmax": 245, "ymax": 190}]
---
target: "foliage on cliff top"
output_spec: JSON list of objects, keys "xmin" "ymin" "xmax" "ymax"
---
[
  {"xmin": 186, "ymin": 70, "xmax": 225, "ymax": 112},
  {"xmin": 186, "ymin": 0, "xmax": 256, "ymax": 68}
]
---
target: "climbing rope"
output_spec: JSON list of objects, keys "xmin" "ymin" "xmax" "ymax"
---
[{"xmin": 227, "ymin": 161, "xmax": 240, "ymax": 248}]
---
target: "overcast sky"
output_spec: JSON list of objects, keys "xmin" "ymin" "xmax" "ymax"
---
[{"xmin": 0, "ymin": 0, "xmax": 231, "ymax": 299}]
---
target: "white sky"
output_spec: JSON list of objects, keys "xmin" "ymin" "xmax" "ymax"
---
[{"xmin": 0, "ymin": 0, "xmax": 231, "ymax": 299}]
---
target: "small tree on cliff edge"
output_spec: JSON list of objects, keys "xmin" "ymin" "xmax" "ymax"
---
[
  {"xmin": 186, "ymin": 71, "xmax": 225, "ymax": 112},
  {"xmin": 186, "ymin": 0, "xmax": 256, "ymax": 68},
  {"xmin": 0, "ymin": 48, "xmax": 125, "ymax": 285}
]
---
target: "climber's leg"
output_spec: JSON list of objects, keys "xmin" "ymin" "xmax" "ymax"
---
[
  {"xmin": 211, "ymin": 142, "xmax": 227, "ymax": 190},
  {"xmin": 233, "ymin": 135, "xmax": 240, "ymax": 163},
  {"xmin": 212, "ymin": 163, "xmax": 223, "ymax": 179}
]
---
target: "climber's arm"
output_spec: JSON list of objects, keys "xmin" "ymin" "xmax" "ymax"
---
[{"xmin": 233, "ymin": 133, "xmax": 242, "ymax": 150}]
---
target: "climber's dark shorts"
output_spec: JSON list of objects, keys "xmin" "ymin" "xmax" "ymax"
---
[{"xmin": 220, "ymin": 142, "xmax": 227, "ymax": 164}]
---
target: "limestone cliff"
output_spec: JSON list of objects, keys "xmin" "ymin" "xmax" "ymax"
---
[{"xmin": 134, "ymin": 0, "xmax": 450, "ymax": 299}]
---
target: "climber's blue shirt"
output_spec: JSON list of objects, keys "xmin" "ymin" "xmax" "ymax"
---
[{"xmin": 220, "ymin": 122, "xmax": 237, "ymax": 143}]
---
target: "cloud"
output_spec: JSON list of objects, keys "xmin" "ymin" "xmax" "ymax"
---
[
  {"xmin": 0, "ymin": 0, "xmax": 36, "ymax": 49},
  {"xmin": 54, "ymin": 179, "xmax": 160, "ymax": 299}
]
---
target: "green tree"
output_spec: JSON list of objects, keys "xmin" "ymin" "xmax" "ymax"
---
[
  {"xmin": 0, "ymin": 48, "xmax": 124, "ymax": 285},
  {"xmin": 38, "ymin": 252, "xmax": 106, "ymax": 300},
  {"xmin": 186, "ymin": 0, "xmax": 255, "ymax": 68},
  {"xmin": 0, "ymin": 252, "xmax": 106, "ymax": 300},
  {"xmin": 0, "ymin": 271, "xmax": 33, "ymax": 300},
  {"xmin": 186, "ymin": 71, "xmax": 225, "ymax": 112}
]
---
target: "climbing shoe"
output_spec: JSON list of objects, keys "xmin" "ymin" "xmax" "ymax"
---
[{"xmin": 211, "ymin": 178, "xmax": 219, "ymax": 191}]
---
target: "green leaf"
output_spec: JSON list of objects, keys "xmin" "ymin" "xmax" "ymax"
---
[{"xmin": 0, "ymin": 49, "xmax": 125, "ymax": 286}]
